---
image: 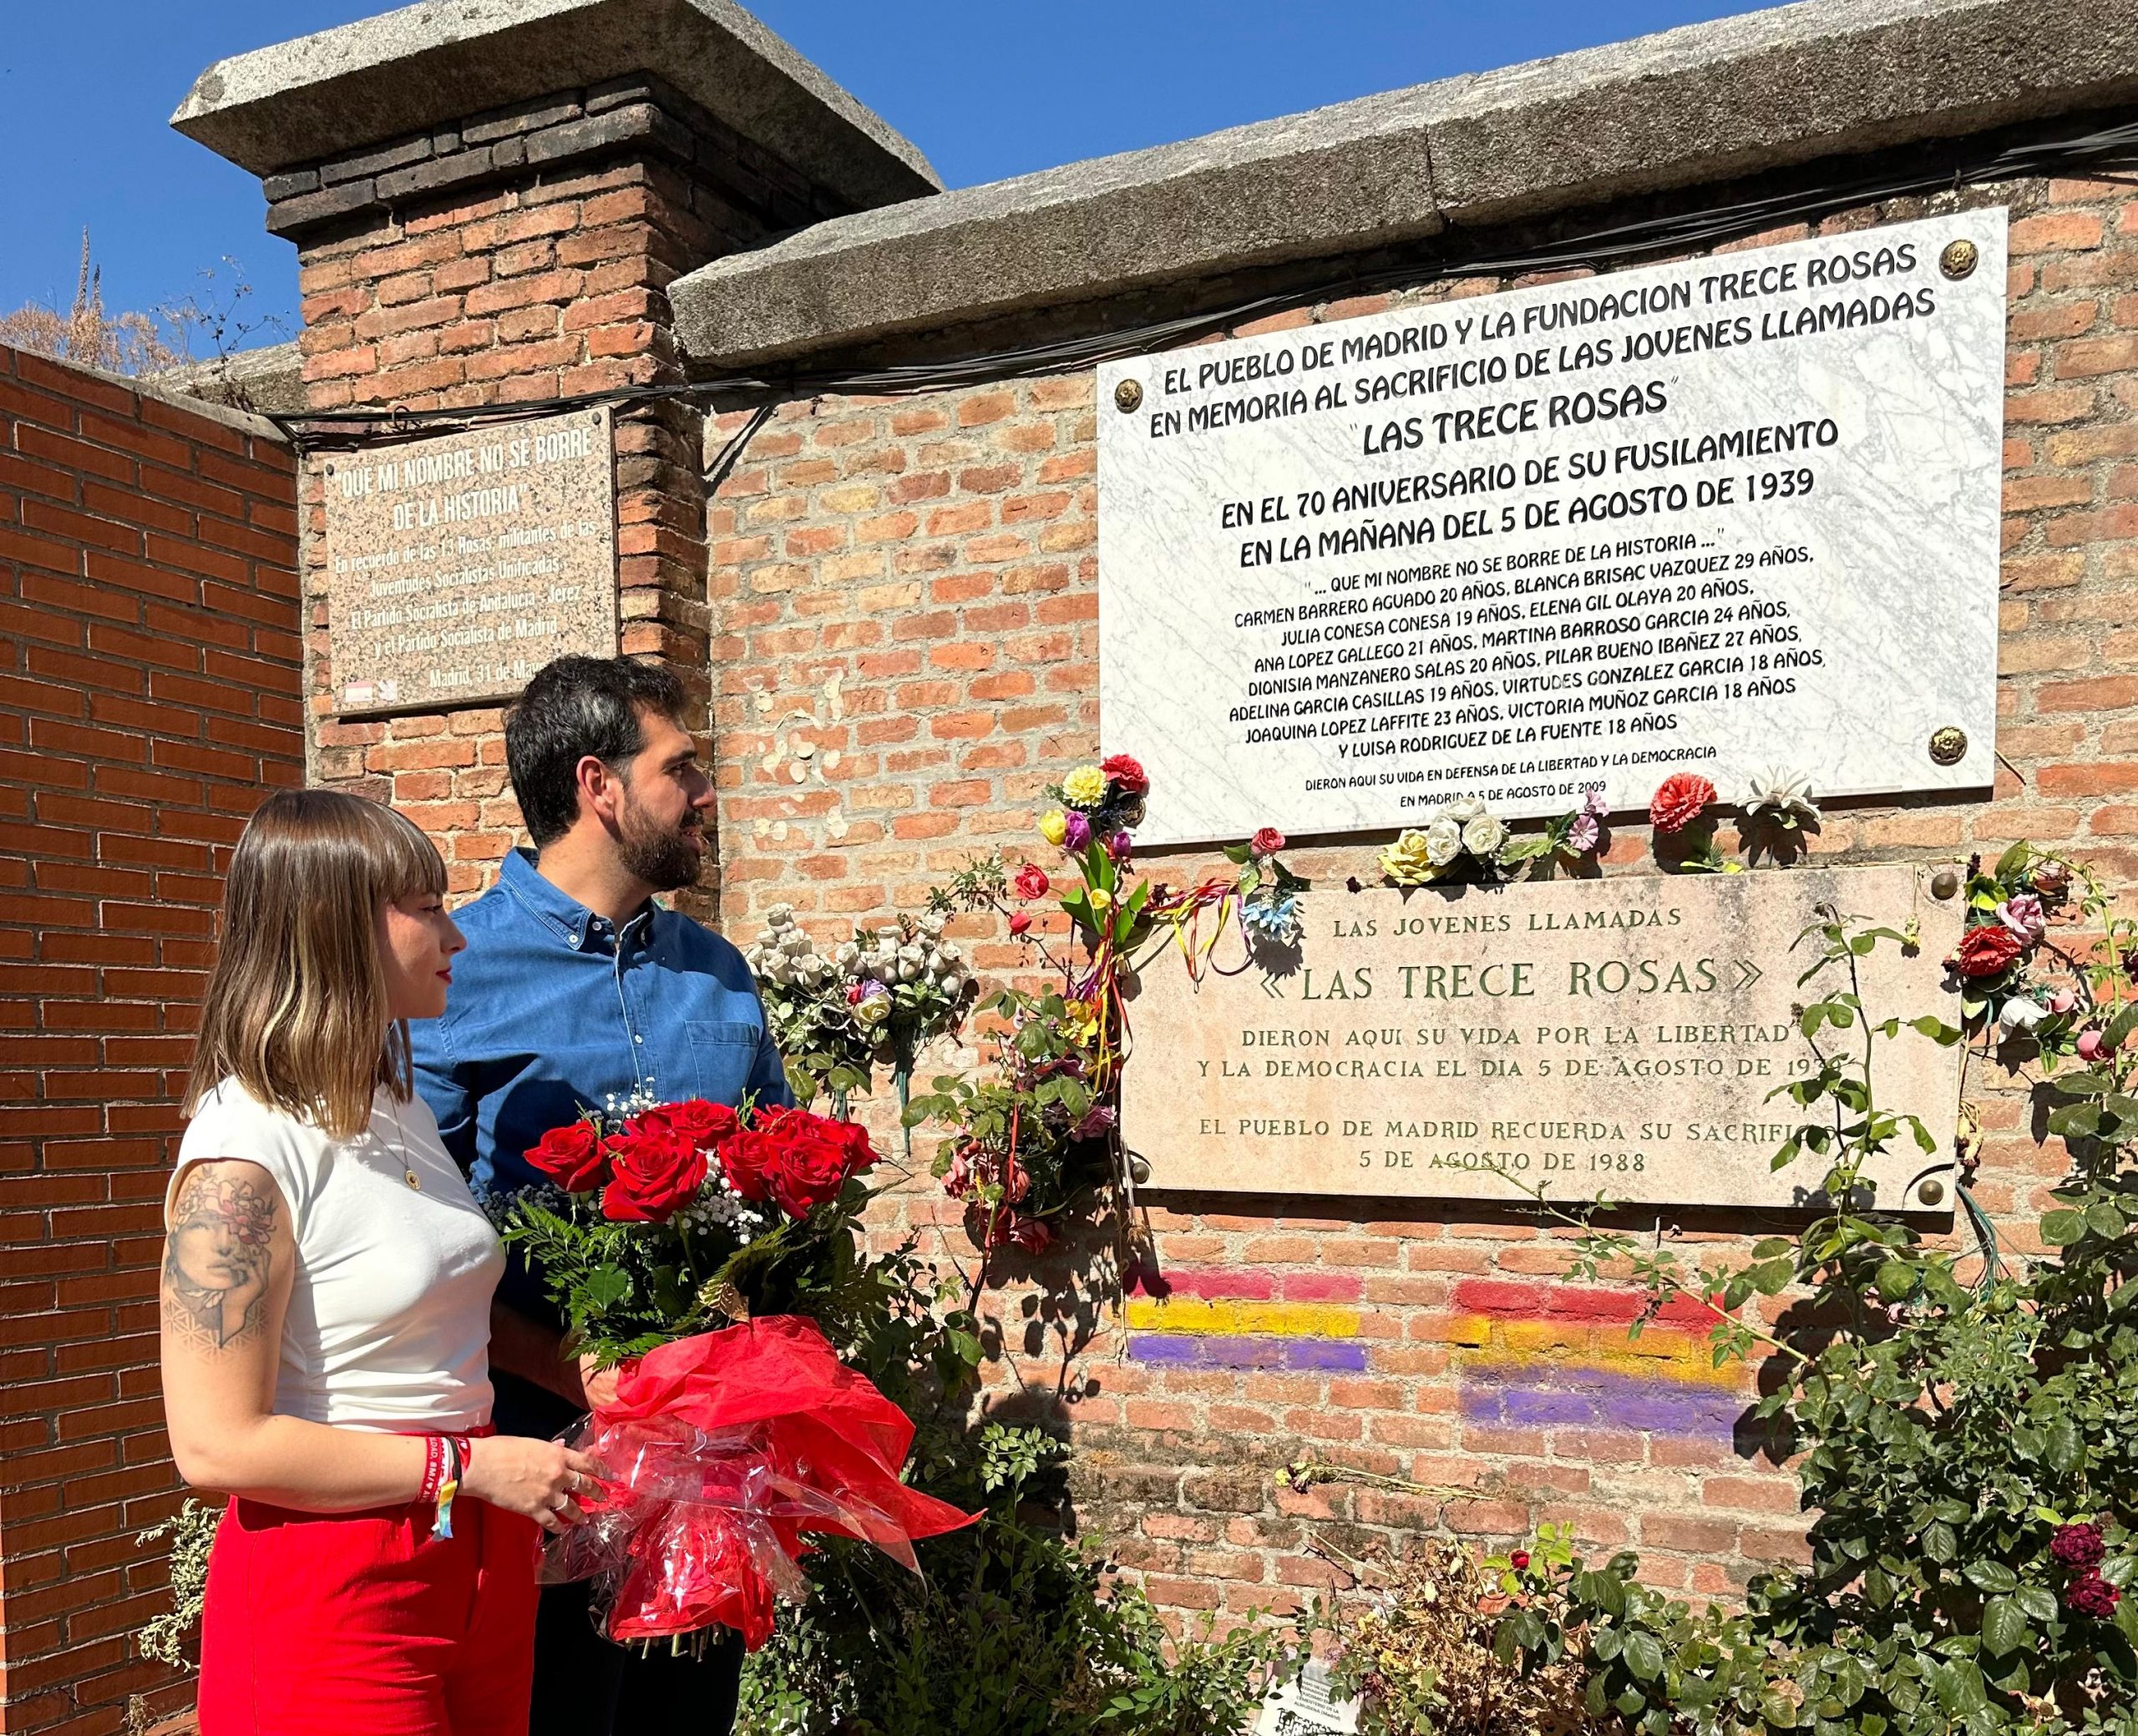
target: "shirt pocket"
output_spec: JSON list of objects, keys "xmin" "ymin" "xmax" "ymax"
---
[{"xmin": 686, "ymin": 1020, "xmax": 762, "ymax": 1106}]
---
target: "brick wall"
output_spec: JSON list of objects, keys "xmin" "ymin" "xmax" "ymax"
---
[
  {"xmin": 286, "ymin": 78, "xmax": 854, "ymax": 903},
  {"xmin": 0, "ymin": 344, "xmax": 300, "ymax": 1733},
  {"xmin": 696, "ymin": 172, "xmax": 2138, "ymax": 1624}
]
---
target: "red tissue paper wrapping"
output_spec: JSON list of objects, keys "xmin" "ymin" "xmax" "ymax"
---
[{"xmin": 541, "ymin": 1314, "xmax": 975, "ymax": 1649}]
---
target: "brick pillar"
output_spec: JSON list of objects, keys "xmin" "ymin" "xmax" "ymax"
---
[{"xmin": 244, "ymin": 79, "xmax": 857, "ymax": 898}]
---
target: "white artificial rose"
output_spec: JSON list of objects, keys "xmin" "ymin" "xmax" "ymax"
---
[
  {"xmin": 1424, "ymin": 817, "xmax": 1463, "ymax": 866},
  {"xmin": 765, "ymin": 903, "xmax": 794, "ymax": 926},
  {"xmin": 1462, "ymin": 814, "xmax": 1507, "ymax": 859},
  {"xmin": 1446, "ymin": 797, "xmax": 1486, "ymax": 824}
]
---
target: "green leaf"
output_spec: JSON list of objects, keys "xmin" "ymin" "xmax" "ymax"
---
[
  {"xmin": 1920, "ymin": 1521, "xmax": 1957, "ymax": 1563},
  {"xmin": 2016, "ymin": 1586, "xmax": 2059, "ymax": 1623},
  {"xmin": 1622, "ymin": 1631, "xmax": 1664, "ymax": 1682},
  {"xmin": 1221, "ymin": 843, "xmax": 1253, "ymax": 865},
  {"xmin": 2086, "ymin": 1199, "xmax": 2128, "ymax": 1239},
  {"xmin": 2043, "ymin": 1416, "xmax": 2084, "ymax": 1476},
  {"xmin": 580, "ymin": 1264, "xmax": 631, "ymax": 1310},
  {"xmin": 2039, "ymin": 1209, "xmax": 2087, "ymax": 1247},
  {"xmin": 1964, "ymin": 1561, "xmax": 2019, "ymax": 1594},
  {"xmin": 1761, "ymin": 1692, "xmax": 1800, "ymax": 1729},
  {"xmin": 1980, "ymin": 1596, "xmax": 2029, "ymax": 1657},
  {"xmin": 1874, "ymin": 1260, "xmax": 1918, "ymax": 1302}
]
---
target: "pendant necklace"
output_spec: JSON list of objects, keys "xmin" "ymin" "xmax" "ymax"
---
[{"xmin": 387, "ymin": 1095, "xmax": 422, "ymax": 1190}]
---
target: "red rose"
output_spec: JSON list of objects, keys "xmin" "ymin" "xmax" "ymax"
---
[
  {"xmin": 744, "ymin": 1106, "xmax": 879, "ymax": 1219},
  {"xmin": 1511, "ymin": 1550, "xmax": 1532, "ymax": 1571},
  {"xmin": 1649, "ymin": 772, "xmax": 1716, "ymax": 834},
  {"xmin": 600, "ymin": 1131, "xmax": 707, "ymax": 1222},
  {"xmin": 1949, "ymin": 924, "xmax": 2023, "ymax": 979},
  {"xmin": 661, "ymin": 1099, "xmax": 738, "ymax": 1150},
  {"xmin": 715, "ymin": 1127, "xmax": 772, "ymax": 1203},
  {"xmin": 1250, "ymin": 827, "xmax": 1286, "ymax": 858},
  {"xmin": 1014, "ymin": 863, "xmax": 1051, "ymax": 901},
  {"xmin": 1101, "ymin": 754, "xmax": 1148, "ymax": 797},
  {"xmin": 1006, "ymin": 1214, "xmax": 1055, "ymax": 1254},
  {"xmin": 1009, "ymin": 911, "xmax": 1031, "ymax": 936},
  {"xmin": 526, "ymin": 1120, "xmax": 609, "ymax": 1192}
]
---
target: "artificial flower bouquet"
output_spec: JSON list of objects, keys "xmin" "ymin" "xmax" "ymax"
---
[{"xmin": 502, "ymin": 1096, "xmax": 972, "ymax": 1649}]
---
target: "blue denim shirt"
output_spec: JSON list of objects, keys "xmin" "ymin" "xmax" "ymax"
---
[{"xmin": 409, "ymin": 848, "xmax": 790, "ymax": 1390}]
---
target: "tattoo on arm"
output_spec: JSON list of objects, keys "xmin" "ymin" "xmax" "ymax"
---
[{"xmin": 162, "ymin": 1168, "xmax": 277, "ymax": 1351}]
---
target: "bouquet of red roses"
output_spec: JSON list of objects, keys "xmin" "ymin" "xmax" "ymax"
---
[{"xmin": 500, "ymin": 1095, "xmax": 973, "ymax": 1647}]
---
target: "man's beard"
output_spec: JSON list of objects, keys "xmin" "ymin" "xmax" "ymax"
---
[{"xmin": 616, "ymin": 801, "xmax": 704, "ymax": 892}]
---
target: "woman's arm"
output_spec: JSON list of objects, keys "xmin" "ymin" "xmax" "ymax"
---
[{"xmin": 160, "ymin": 1159, "xmax": 595, "ymax": 1524}]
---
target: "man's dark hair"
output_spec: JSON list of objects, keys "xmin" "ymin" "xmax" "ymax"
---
[{"xmin": 504, "ymin": 656, "xmax": 690, "ymax": 847}]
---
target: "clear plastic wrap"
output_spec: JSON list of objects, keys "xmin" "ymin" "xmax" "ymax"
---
[{"xmin": 541, "ymin": 1316, "xmax": 973, "ymax": 1649}]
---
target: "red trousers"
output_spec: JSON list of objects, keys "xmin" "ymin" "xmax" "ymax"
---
[{"xmin": 198, "ymin": 1494, "xmax": 540, "ymax": 1736}]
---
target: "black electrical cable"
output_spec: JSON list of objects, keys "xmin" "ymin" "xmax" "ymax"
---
[{"xmin": 268, "ymin": 111, "xmax": 2138, "ymax": 451}]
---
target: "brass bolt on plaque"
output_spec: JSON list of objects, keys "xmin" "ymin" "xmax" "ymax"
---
[
  {"xmin": 1939, "ymin": 239, "xmax": 1979, "ymax": 280},
  {"xmin": 1930, "ymin": 868, "xmax": 1961, "ymax": 900},
  {"xmin": 1114, "ymin": 378, "xmax": 1144, "ymax": 414},
  {"xmin": 1928, "ymin": 726, "xmax": 1968, "ymax": 766},
  {"xmin": 1917, "ymin": 1178, "xmax": 1947, "ymax": 1207}
]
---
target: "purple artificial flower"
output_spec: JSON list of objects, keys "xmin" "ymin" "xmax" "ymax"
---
[
  {"xmin": 1063, "ymin": 810, "xmax": 1092, "ymax": 850},
  {"xmin": 1106, "ymin": 830, "xmax": 1132, "ymax": 863},
  {"xmin": 1998, "ymin": 893, "xmax": 2048, "ymax": 947},
  {"xmin": 1568, "ymin": 813, "xmax": 1601, "ymax": 853}
]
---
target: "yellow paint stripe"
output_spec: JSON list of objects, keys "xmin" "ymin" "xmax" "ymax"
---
[
  {"xmin": 1122, "ymin": 1298, "xmax": 1362, "ymax": 1339},
  {"xmin": 1464, "ymin": 1346, "xmax": 1741, "ymax": 1389}
]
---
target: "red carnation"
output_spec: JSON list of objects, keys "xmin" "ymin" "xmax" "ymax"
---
[
  {"xmin": 1013, "ymin": 863, "xmax": 1051, "ymax": 901},
  {"xmin": 1649, "ymin": 772, "xmax": 1716, "ymax": 834},
  {"xmin": 526, "ymin": 1120, "xmax": 609, "ymax": 1192},
  {"xmin": 1101, "ymin": 754, "xmax": 1149, "ymax": 797},
  {"xmin": 1948, "ymin": 924, "xmax": 2023, "ymax": 979},
  {"xmin": 601, "ymin": 1130, "xmax": 707, "ymax": 1223},
  {"xmin": 1250, "ymin": 827, "xmax": 1286, "ymax": 858},
  {"xmin": 1009, "ymin": 911, "xmax": 1031, "ymax": 937}
]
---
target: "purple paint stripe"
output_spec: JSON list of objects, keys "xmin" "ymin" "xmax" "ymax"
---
[
  {"xmin": 1127, "ymin": 1334, "xmax": 1369, "ymax": 1373},
  {"xmin": 1462, "ymin": 1369, "xmax": 1741, "ymax": 1436}
]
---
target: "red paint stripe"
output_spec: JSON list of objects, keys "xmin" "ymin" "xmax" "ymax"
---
[
  {"xmin": 1279, "ymin": 1272, "xmax": 1365, "ymax": 1302},
  {"xmin": 1453, "ymin": 1277, "xmax": 1717, "ymax": 1330},
  {"xmin": 1127, "ymin": 1268, "xmax": 1367, "ymax": 1303}
]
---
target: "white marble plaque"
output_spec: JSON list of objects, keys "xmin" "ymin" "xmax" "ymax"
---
[
  {"xmin": 1099, "ymin": 213, "xmax": 2006, "ymax": 845},
  {"xmin": 1123, "ymin": 864, "xmax": 1961, "ymax": 1212},
  {"xmin": 327, "ymin": 407, "xmax": 616, "ymax": 716}
]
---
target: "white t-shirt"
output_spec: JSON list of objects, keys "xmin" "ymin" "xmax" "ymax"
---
[{"xmin": 167, "ymin": 1079, "xmax": 503, "ymax": 1434}]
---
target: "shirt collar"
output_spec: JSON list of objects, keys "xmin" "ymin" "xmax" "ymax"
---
[{"xmin": 499, "ymin": 848, "xmax": 656, "ymax": 951}]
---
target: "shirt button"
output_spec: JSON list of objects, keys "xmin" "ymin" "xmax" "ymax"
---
[{"xmin": 634, "ymin": 1035, "xmax": 644, "ymax": 1044}]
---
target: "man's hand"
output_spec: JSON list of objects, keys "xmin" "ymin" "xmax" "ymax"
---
[{"xmin": 578, "ymin": 1354, "xmax": 623, "ymax": 1414}]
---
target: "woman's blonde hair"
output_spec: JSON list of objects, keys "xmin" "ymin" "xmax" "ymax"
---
[{"xmin": 187, "ymin": 788, "xmax": 448, "ymax": 1138}]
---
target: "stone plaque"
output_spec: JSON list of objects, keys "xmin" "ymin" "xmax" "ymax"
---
[
  {"xmin": 1124, "ymin": 865, "xmax": 1961, "ymax": 1211},
  {"xmin": 327, "ymin": 407, "xmax": 616, "ymax": 715},
  {"xmin": 1097, "ymin": 212, "xmax": 2006, "ymax": 846}
]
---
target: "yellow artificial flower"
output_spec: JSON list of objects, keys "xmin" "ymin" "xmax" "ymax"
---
[
  {"xmin": 1087, "ymin": 886, "xmax": 1113, "ymax": 912},
  {"xmin": 1381, "ymin": 828, "xmax": 1439, "ymax": 886},
  {"xmin": 1061, "ymin": 764, "xmax": 1108, "ymax": 808},
  {"xmin": 1038, "ymin": 808, "xmax": 1069, "ymax": 847}
]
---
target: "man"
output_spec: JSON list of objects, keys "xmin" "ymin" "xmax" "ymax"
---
[{"xmin": 411, "ymin": 655, "xmax": 788, "ymax": 1736}]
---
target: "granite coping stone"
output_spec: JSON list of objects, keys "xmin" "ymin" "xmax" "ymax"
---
[
  {"xmin": 170, "ymin": 0, "xmax": 941, "ymax": 213},
  {"xmin": 666, "ymin": 0, "xmax": 2138, "ymax": 369}
]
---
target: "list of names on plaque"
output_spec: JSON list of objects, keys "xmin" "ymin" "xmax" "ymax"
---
[
  {"xmin": 1098, "ymin": 213, "xmax": 2006, "ymax": 846},
  {"xmin": 1122, "ymin": 866, "xmax": 1960, "ymax": 1212},
  {"xmin": 327, "ymin": 407, "xmax": 617, "ymax": 715}
]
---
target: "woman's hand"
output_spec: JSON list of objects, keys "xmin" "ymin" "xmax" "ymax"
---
[{"xmin": 460, "ymin": 1435, "xmax": 602, "ymax": 1531}]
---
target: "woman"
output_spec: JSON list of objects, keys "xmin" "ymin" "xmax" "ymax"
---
[{"xmin": 160, "ymin": 788, "xmax": 599, "ymax": 1736}]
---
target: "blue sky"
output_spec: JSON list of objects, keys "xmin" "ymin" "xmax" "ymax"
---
[{"xmin": 0, "ymin": 1, "xmax": 1767, "ymax": 351}]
